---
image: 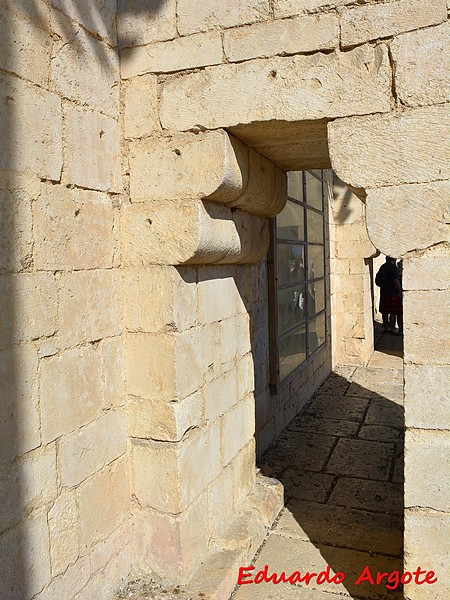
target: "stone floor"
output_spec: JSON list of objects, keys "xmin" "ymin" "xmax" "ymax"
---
[{"xmin": 233, "ymin": 327, "xmax": 404, "ymax": 600}]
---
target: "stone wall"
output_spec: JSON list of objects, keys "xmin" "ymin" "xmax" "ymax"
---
[{"xmin": 0, "ymin": 2, "xmax": 130, "ymax": 599}]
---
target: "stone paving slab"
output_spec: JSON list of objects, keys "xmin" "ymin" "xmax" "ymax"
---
[
  {"xmin": 364, "ymin": 399, "xmax": 404, "ymax": 428},
  {"xmin": 270, "ymin": 432, "xmax": 337, "ymax": 472},
  {"xmin": 282, "ymin": 471, "xmax": 335, "ymax": 503},
  {"xmin": 303, "ymin": 395, "xmax": 370, "ymax": 422},
  {"xmin": 289, "ymin": 416, "xmax": 359, "ymax": 438},
  {"xmin": 367, "ymin": 350, "xmax": 403, "ymax": 370},
  {"xmin": 358, "ymin": 424, "xmax": 402, "ymax": 443},
  {"xmin": 325, "ymin": 438, "xmax": 394, "ymax": 481},
  {"xmin": 329, "ymin": 478, "xmax": 403, "ymax": 515},
  {"xmin": 276, "ymin": 500, "xmax": 403, "ymax": 556},
  {"xmin": 346, "ymin": 382, "xmax": 403, "ymax": 404}
]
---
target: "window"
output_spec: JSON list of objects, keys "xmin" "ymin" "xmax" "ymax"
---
[{"xmin": 269, "ymin": 170, "xmax": 329, "ymax": 389}]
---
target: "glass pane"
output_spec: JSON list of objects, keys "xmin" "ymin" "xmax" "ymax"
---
[
  {"xmin": 287, "ymin": 172, "xmax": 303, "ymax": 202},
  {"xmin": 307, "ymin": 208, "xmax": 324, "ymax": 244},
  {"xmin": 277, "ymin": 285, "xmax": 306, "ymax": 335},
  {"xmin": 305, "ymin": 171, "xmax": 323, "ymax": 211},
  {"xmin": 277, "ymin": 244, "xmax": 305, "ymax": 286},
  {"xmin": 307, "ymin": 245, "xmax": 325, "ymax": 279},
  {"xmin": 279, "ymin": 324, "xmax": 306, "ymax": 380},
  {"xmin": 277, "ymin": 199, "xmax": 304, "ymax": 241},
  {"xmin": 308, "ymin": 279, "xmax": 325, "ymax": 317},
  {"xmin": 308, "ymin": 313, "xmax": 326, "ymax": 354}
]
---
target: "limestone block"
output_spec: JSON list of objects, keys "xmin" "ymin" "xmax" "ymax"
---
[
  {"xmin": 0, "ymin": 273, "xmax": 57, "ymax": 344},
  {"xmin": 0, "ymin": 345, "xmax": 40, "ymax": 462},
  {"xmin": 122, "ymin": 198, "xmax": 269, "ymax": 266},
  {"xmin": 121, "ymin": 32, "xmax": 222, "ymax": 78},
  {"xmin": 197, "ymin": 267, "xmax": 244, "ymax": 324},
  {"xmin": 0, "ymin": 2, "xmax": 50, "ymax": 86},
  {"xmin": 50, "ymin": 0, "xmax": 117, "ymax": 44},
  {"xmin": 403, "ymin": 244, "xmax": 450, "ymax": 291},
  {"xmin": 76, "ymin": 543, "xmax": 132, "ymax": 600},
  {"xmin": 128, "ymin": 391, "xmax": 202, "ymax": 441},
  {"xmin": 126, "ymin": 329, "xmax": 203, "ymax": 402},
  {"xmin": 232, "ymin": 438, "xmax": 257, "ymax": 509},
  {"xmin": 391, "ymin": 23, "xmax": 450, "ymax": 108},
  {"xmin": 334, "ymin": 239, "xmax": 376, "ymax": 259},
  {"xmin": 0, "ymin": 508, "xmax": 51, "ymax": 599},
  {"xmin": 78, "ymin": 456, "xmax": 129, "ymax": 553},
  {"xmin": 206, "ymin": 369, "xmax": 238, "ymax": 422},
  {"xmin": 404, "ymin": 510, "xmax": 450, "ymax": 600},
  {"xmin": 100, "ymin": 336, "xmax": 125, "ymax": 409},
  {"xmin": 161, "ymin": 45, "xmax": 391, "ymax": 131},
  {"xmin": 34, "ymin": 184, "xmax": 115, "ymax": 270},
  {"xmin": 177, "ymin": 0, "xmax": 269, "ymax": 35},
  {"xmin": 124, "ymin": 74, "xmax": 159, "ymax": 138},
  {"xmin": 50, "ymin": 25, "xmax": 119, "ymax": 117},
  {"xmin": 32, "ymin": 555, "xmax": 91, "ymax": 600},
  {"xmin": 405, "ymin": 430, "xmax": 450, "ymax": 511},
  {"xmin": 0, "ymin": 74, "xmax": 62, "ymax": 179},
  {"xmin": 117, "ymin": 0, "xmax": 177, "ymax": 47},
  {"xmin": 48, "ymin": 489, "xmax": 80, "ymax": 577},
  {"xmin": 124, "ymin": 266, "xmax": 197, "ymax": 333},
  {"xmin": 341, "ymin": 0, "xmax": 447, "ymax": 47},
  {"xmin": 224, "ymin": 13, "xmax": 338, "ymax": 62},
  {"xmin": 328, "ymin": 106, "xmax": 450, "ymax": 188},
  {"xmin": 133, "ymin": 422, "xmax": 221, "ymax": 513},
  {"xmin": 220, "ymin": 313, "xmax": 251, "ymax": 364},
  {"xmin": 89, "ymin": 521, "xmax": 131, "ymax": 578},
  {"xmin": 40, "ymin": 347, "xmax": 102, "ymax": 443},
  {"xmin": 207, "ymin": 461, "xmax": 236, "ymax": 541},
  {"xmin": 59, "ymin": 409, "xmax": 127, "ymax": 487},
  {"xmin": 404, "ymin": 365, "xmax": 450, "ymax": 430},
  {"xmin": 274, "ymin": 0, "xmax": 353, "ymax": 19},
  {"xmin": 57, "ymin": 270, "xmax": 122, "ymax": 347},
  {"xmin": 366, "ymin": 182, "xmax": 450, "ymax": 258},
  {"xmin": 64, "ymin": 105, "xmax": 121, "ymax": 192},
  {"xmin": 403, "ymin": 290, "xmax": 450, "ymax": 365},
  {"xmin": 221, "ymin": 395, "xmax": 255, "ymax": 466},
  {"xmin": 237, "ymin": 353, "xmax": 255, "ymax": 399},
  {"xmin": 133, "ymin": 494, "xmax": 209, "ymax": 581},
  {"xmin": 0, "ymin": 445, "xmax": 57, "ymax": 534}
]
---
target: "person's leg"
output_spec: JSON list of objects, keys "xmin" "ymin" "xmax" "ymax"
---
[
  {"xmin": 382, "ymin": 313, "xmax": 389, "ymax": 331},
  {"xmin": 389, "ymin": 313, "xmax": 396, "ymax": 332},
  {"xmin": 397, "ymin": 311, "xmax": 403, "ymax": 334}
]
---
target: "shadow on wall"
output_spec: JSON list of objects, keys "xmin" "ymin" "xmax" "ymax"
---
[
  {"xmin": 257, "ymin": 362, "xmax": 405, "ymax": 598},
  {"xmin": 0, "ymin": 1, "xmax": 166, "ymax": 599}
]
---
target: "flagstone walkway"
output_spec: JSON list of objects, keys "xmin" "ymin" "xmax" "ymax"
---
[{"xmin": 233, "ymin": 328, "xmax": 404, "ymax": 600}]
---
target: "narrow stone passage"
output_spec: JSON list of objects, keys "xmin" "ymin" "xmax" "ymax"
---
[{"xmin": 234, "ymin": 327, "xmax": 404, "ymax": 600}]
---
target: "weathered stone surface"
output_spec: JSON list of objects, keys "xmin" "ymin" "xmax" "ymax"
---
[
  {"xmin": 391, "ymin": 23, "xmax": 449, "ymax": 108},
  {"xmin": 59, "ymin": 409, "xmax": 127, "ymax": 487},
  {"xmin": 100, "ymin": 336, "xmax": 125, "ymax": 409},
  {"xmin": 121, "ymin": 32, "xmax": 222, "ymax": 78},
  {"xmin": 48, "ymin": 489, "xmax": 80, "ymax": 577},
  {"xmin": 198, "ymin": 267, "xmax": 245, "ymax": 324},
  {"xmin": 0, "ymin": 73, "xmax": 62, "ymax": 179},
  {"xmin": 223, "ymin": 13, "xmax": 338, "ymax": 62},
  {"xmin": 133, "ymin": 423, "xmax": 221, "ymax": 512},
  {"xmin": 206, "ymin": 369, "xmax": 238, "ymax": 422},
  {"xmin": 282, "ymin": 470, "xmax": 335, "ymax": 502},
  {"xmin": 404, "ymin": 510, "xmax": 450, "ymax": 600},
  {"xmin": 32, "ymin": 555, "xmax": 91, "ymax": 600},
  {"xmin": 177, "ymin": 0, "xmax": 269, "ymax": 35},
  {"xmin": 326, "ymin": 439, "xmax": 394, "ymax": 481},
  {"xmin": 329, "ymin": 106, "xmax": 450, "ymax": 188},
  {"xmin": 40, "ymin": 347, "xmax": 102, "ymax": 443},
  {"xmin": 304, "ymin": 394, "xmax": 369, "ymax": 421},
  {"xmin": 57, "ymin": 269, "xmax": 122, "ymax": 347},
  {"xmin": 64, "ymin": 105, "xmax": 121, "ymax": 192},
  {"xmin": 123, "ymin": 74, "xmax": 159, "ymax": 138},
  {"xmin": 118, "ymin": 0, "xmax": 177, "ymax": 47},
  {"xmin": 161, "ymin": 45, "xmax": 391, "ymax": 131},
  {"xmin": 128, "ymin": 391, "xmax": 202, "ymax": 441},
  {"xmin": 221, "ymin": 395, "xmax": 255, "ymax": 466},
  {"xmin": 34, "ymin": 184, "xmax": 115, "ymax": 270},
  {"xmin": 403, "ymin": 244, "xmax": 450, "ymax": 291},
  {"xmin": 405, "ymin": 429, "xmax": 450, "ymax": 512},
  {"xmin": 341, "ymin": 0, "xmax": 447, "ymax": 47},
  {"xmin": 126, "ymin": 329, "xmax": 203, "ymax": 402},
  {"xmin": 124, "ymin": 266, "xmax": 197, "ymax": 333},
  {"xmin": 404, "ymin": 365, "xmax": 450, "ymax": 430},
  {"xmin": 404, "ymin": 290, "xmax": 450, "ymax": 365},
  {"xmin": 330, "ymin": 477, "xmax": 403, "ymax": 515},
  {"xmin": 78, "ymin": 457, "xmax": 129, "ymax": 552},
  {"xmin": 274, "ymin": 0, "xmax": 353, "ymax": 19},
  {"xmin": 0, "ymin": 2, "xmax": 51, "ymax": 86},
  {"xmin": 366, "ymin": 181, "xmax": 450, "ymax": 258},
  {"xmin": 51, "ymin": 25, "xmax": 119, "ymax": 117},
  {"xmin": 50, "ymin": 0, "xmax": 117, "ymax": 44}
]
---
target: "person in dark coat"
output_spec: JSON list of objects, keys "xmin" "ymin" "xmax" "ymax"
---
[{"xmin": 375, "ymin": 256, "xmax": 403, "ymax": 335}]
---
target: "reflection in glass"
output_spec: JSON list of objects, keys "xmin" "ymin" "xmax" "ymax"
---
[
  {"xmin": 307, "ymin": 209, "xmax": 324, "ymax": 244},
  {"xmin": 279, "ymin": 324, "xmax": 306, "ymax": 380},
  {"xmin": 287, "ymin": 172, "xmax": 303, "ymax": 202},
  {"xmin": 308, "ymin": 313, "xmax": 326, "ymax": 354},
  {"xmin": 277, "ymin": 285, "xmax": 306, "ymax": 335},
  {"xmin": 308, "ymin": 279, "xmax": 325, "ymax": 317},
  {"xmin": 277, "ymin": 200, "xmax": 304, "ymax": 241},
  {"xmin": 277, "ymin": 244, "xmax": 305, "ymax": 286},
  {"xmin": 307, "ymin": 244, "xmax": 324, "ymax": 279},
  {"xmin": 305, "ymin": 171, "xmax": 323, "ymax": 210}
]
